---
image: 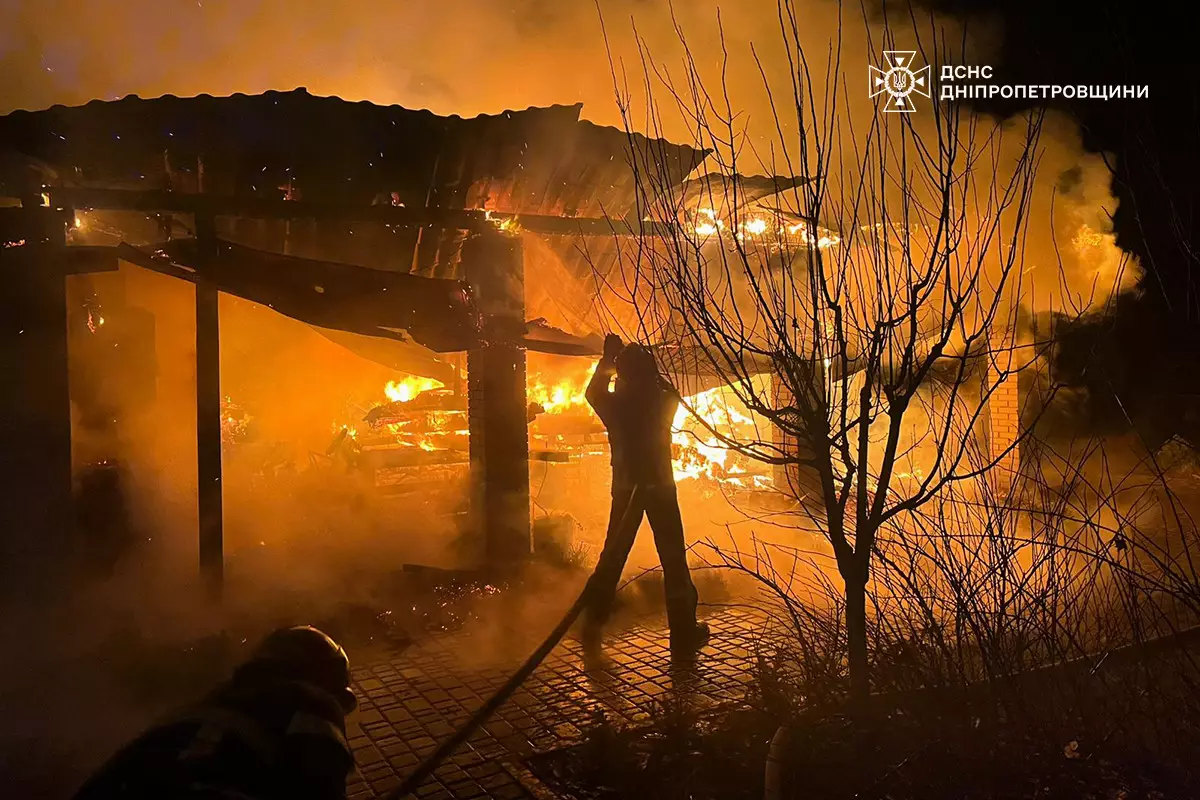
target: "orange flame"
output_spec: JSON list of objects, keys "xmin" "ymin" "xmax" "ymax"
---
[
  {"xmin": 373, "ymin": 367, "xmax": 772, "ymax": 490},
  {"xmin": 671, "ymin": 382, "xmax": 771, "ymax": 487},
  {"xmin": 527, "ymin": 362, "xmax": 597, "ymax": 414},
  {"xmin": 384, "ymin": 376, "xmax": 443, "ymax": 403}
]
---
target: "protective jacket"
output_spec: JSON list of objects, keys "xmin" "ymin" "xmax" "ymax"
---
[
  {"xmin": 74, "ymin": 633, "xmax": 356, "ymax": 800},
  {"xmin": 585, "ymin": 355, "xmax": 680, "ymax": 490}
]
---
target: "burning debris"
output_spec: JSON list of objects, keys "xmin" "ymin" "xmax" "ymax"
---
[
  {"xmin": 341, "ymin": 357, "xmax": 778, "ymax": 496},
  {"xmin": 690, "ymin": 206, "xmax": 842, "ymax": 250},
  {"xmin": 220, "ymin": 396, "xmax": 253, "ymax": 445}
]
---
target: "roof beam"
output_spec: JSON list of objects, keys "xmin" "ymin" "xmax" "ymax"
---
[{"xmin": 50, "ymin": 187, "xmax": 675, "ymax": 238}]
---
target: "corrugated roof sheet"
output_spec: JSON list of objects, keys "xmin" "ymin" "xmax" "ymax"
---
[
  {"xmin": 0, "ymin": 87, "xmax": 705, "ymax": 217},
  {"xmin": 0, "ymin": 88, "xmax": 709, "ymax": 304}
]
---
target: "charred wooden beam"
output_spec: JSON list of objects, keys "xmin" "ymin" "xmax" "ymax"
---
[
  {"xmin": 63, "ymin": 245, "xmax": 120, "ymax": 275},
  {"xmin": 49, "ymin": 187, "xmax": 674, "ymax": 238},
  {"xmin": 114, "ymin": 242, "xmax": 198, "ymax": 283},
  {"xmin": 359, "ymin": 446, "xmax": 471, "ymax": 470}
]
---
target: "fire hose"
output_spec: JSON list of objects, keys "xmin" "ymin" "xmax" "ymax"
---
[{"xmin": 381, "ymin": 486, "xmax": 644, "ymax": 800}]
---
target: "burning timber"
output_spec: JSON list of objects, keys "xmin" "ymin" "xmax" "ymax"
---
[
  {"xmin": 307, "ymin": 367, "xmax": 777, "ymax": 496},
  {"xmin": 0, "ymin": 87, "xmax": 812, "ymax": 590}
]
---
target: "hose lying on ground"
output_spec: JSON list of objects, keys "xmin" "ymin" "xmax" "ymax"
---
[{"xmin": 382, "ymin": 486, "xmax": 643, "ymax": 800}]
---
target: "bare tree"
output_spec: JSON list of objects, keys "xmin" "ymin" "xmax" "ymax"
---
[{"xmin": 596, "ymin": 5, "xmax": 1066, "ymax": 707}]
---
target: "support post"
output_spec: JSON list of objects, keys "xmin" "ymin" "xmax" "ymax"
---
[
  {"xmin": 463, "ymin": 231, "xmax": 531, "ymax": 568},
  {"xmin": 0, "ymin": 207, "xmax": 73, "ymax": 604},
  {"xmin": 982, "ymin": 326, "xmax": 1021, "ymax": 500},
  {"xmin": 986, "ymin": 370, "xmax": 1020, "ymax": 499},
  {"xmin": 194, "ymin": 213, "xmax": 223, "ymax": 595}
]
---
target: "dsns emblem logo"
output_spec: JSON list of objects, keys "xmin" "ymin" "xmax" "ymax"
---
[{"xmin": 869, "ymin": 51, "xmax": 931, "ymax": 113}]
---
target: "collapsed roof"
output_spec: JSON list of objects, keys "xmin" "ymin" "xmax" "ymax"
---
[
  {"xmin": 0, "ymin": 89, "xmax": 703, "ymax": 339},
  {"xmin": 0, "ymin": 86, "xmax": 706, "ymax": 245},
  {"xmin": 0, "ymin": 88, "xmax": 807, "ymax": 380}
]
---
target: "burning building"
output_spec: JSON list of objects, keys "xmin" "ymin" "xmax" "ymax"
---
[{"xmin": 0, "ymin": 88, "xmax": 1020, "ymax": 594}]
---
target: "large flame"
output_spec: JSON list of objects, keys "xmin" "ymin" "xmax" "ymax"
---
[
  {"xmin": 384, "ymin": 376, "xmax": 443, "ymax": 403},
  {"xmin": 527, "ymin": 362, "xmax": 597, "ymax": 414},
  {"xmin": 671, "ymin": 384, "xmax": 766, "ymax": 485},
  {"xmin": 370, "ymin": 367, "xmax": 772, "ymax": 490}
]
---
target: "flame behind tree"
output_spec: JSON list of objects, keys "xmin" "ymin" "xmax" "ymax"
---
[
  {"xmin": 600, "ymin": 7, "xmax": 1137, "ymax": 707},
  {"xmin": 369, "ymin": 358, "xmax": 776, "ymax": 489}
]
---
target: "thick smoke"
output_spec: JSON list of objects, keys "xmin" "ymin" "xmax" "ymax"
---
[
  {"xmin": 4, "ymin": 0, "xmax": 1139, "ymax": 317},
  {"xmin": 2, "ymin": 0, "xmax": 1143, "ymax": 605},
  {"xmin": 1, "ymin": 5, "xmax": 1147, "ymax": 791},
  {"xmin": 1, "ymin": 0, "xmax": 1143, "ymax": 615}
]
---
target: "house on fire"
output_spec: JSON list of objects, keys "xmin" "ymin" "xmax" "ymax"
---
[{"xmin": 0, "ymin": 88, "xmax": 1020, "ymax": 595}]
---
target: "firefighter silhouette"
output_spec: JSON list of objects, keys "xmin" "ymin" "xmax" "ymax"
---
[
  {"xmin": 582, "ymin": 335, "xmax": 709, "ymax": 657},
  {"xmin": 73, "ymin": 626, "xmax": 357, "ymax": 800}
]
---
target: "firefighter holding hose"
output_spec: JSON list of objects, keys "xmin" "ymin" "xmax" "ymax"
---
[{"xmin": 582, "ymin": 333, "xmax": 710, "ymax": 659}]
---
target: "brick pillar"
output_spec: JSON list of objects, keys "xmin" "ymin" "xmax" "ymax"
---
[
  {"xmin": 0, "ymin": 207, "xmax": 72, "ymax": 605},
  {"xmin": 986, "ymin": 367, "xmax": 1020, "ymax": 498},
  {"xmin": 464, "ymin": 231, "xmax": 530, "ymax": 567}
]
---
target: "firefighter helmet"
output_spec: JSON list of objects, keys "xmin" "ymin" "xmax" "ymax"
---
[
  {"xmin": 615, "ymin": 343, "xmax": 659, "ymax": 385},
  {"xmin": 247, "ymin": 626, "xmax": 356, "ymax": 713}
]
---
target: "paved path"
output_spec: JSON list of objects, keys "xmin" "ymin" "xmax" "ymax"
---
[{"xmin": 344, "ymin": 607, "xmax": 775, "ymax": 799}]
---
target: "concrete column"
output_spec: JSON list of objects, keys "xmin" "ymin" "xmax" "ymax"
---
[
  {"xmin": 0, "ymin": 208, "xmax": 72, "ymax": 604},
  {"xmin": 463, "ymin": 231, "xmax": 531, "ymax": 567}
]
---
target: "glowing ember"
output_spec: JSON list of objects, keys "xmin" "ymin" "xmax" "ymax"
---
[
  {"xmin": 221, "ymin": 397, "xmax": 252, "ymax": 444},
  {"xmin": 693, "ymin": 207, "xmax": 725, "ymax": 238},
  {"xmin": 1072, "ymin": 223, "xmax": 1106, "ymax": 250}
]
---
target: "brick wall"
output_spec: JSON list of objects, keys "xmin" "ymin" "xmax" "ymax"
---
[
  {"xmin": 463, "ymin": 231, "xmax": 531, "ymax": 566},
  {"xmin": 987, "ymin": 369, "xmax": 1020, "ymax": 496}
]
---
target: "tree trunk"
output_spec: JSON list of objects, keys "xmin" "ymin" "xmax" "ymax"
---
[{"xmin": 845, "ymin": 572, "xmax": 869, "ymax": 709}]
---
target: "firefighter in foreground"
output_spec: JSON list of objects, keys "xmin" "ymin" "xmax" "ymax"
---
[
  {"xmin": 583, "ymin": 334, "xmax": 710, "ymax": 658},
  {"xmin": 73, "ymin": 626, "xmax": 357, "ymax": 800}
]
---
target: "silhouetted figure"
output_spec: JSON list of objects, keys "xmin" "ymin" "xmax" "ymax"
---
[
  {"xmin": 583, "ymin": 335, "xmax": 709, "ymax": 658},
  {"xmin": 73, "ymin": 626, "xmax": 357, "ymax": 800}
]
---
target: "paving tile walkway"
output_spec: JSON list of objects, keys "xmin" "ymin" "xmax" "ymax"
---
[{"xmin": 344, "ymin": 606, "xmax": 779, "ymax": 799}]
